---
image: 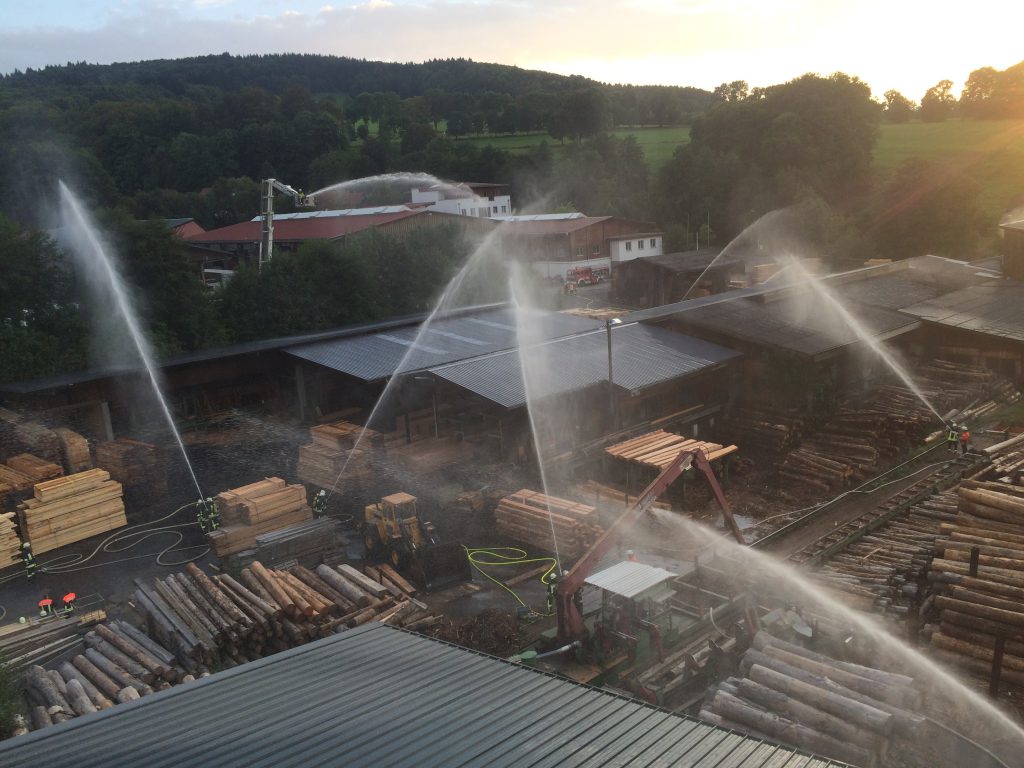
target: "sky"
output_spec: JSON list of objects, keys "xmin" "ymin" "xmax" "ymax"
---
[{"xmin": 2, "ymin": 0, "xmax": 1022, "ymax": 99}]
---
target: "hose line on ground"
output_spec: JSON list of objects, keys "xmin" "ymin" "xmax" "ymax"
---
[{"xmin": 465, "ymin": 546, "xmax": 558, "ymax": 615}]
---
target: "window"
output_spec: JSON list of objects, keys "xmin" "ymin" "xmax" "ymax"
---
[
  {"xmin": 501, "ymin": 205, "xmax": 507, "ymax": 213},
  {"xmin": 591, "ymin": 244, "xmax": 600, "ymax": 254},
  {"xmin": 625, "ymin": 241, "xmax": 632, "ymax": 252},
  {"xmin": 493, "ymin": 206, "xmax": 499, "ymax": 214},
  {"xmin": 638, "ymin": 239, "xmax": 645, "ymax": 249},
  {"xmin": 650, "ymin": 238, "xmax": 657, "ymax": 248},
  {"xmin": 575, "ymin": 246, "xmax": 585, "ymax": 256}
]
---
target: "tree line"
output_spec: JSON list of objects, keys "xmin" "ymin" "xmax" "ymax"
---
[{"xmin": 881, "ymin": 61, "xmax": 1024, "ymax": 123}]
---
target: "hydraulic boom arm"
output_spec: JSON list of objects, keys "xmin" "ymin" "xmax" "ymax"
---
[
  {"xmin": 259, "ymin": 178, "xmax": 316, "ymax": 269},
  {"xmin": 555, "ymin": 447, "xmax": 743, "ymax": 641}
]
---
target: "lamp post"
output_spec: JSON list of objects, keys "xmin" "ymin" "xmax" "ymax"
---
[{"xmin": 606, "ymin": 317, "xmax": 622, "ymax": 427}]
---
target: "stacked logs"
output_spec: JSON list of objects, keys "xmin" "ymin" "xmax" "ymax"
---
[
  {"xmin": 0, "ymin": 610, "xmax": 106, "ymax": 671},
  {"xmin": 495, "ymin": 489, "xmax": 602, "ymax": 559},
  {"xmin": 810, "ymin": 492, "xmax": 957, "ymax": 615},
  {"xmin": 701, "ymin": 632, "xmax": 924, "ymax": 767},
  {"xmin": 778, "ymin": 449, "xmax": 853, "ymax": 495},
  {"xmin": 19, "ymin": 559, "xmax": 444, "ymax": 734},
  {"xmin": 296, "ymin": 419, "xmax": 382, "ymax": 490},
  {"xmin": 207, "ymin": 478, "xmax": 312, "ymax": 558},
  {"xmin": 925, "ymin": 474, "xmax": 1024, "ymax": 686},
  {"xmin": 721, "ymin": 409, "xmax": 804, "ymax": 454}
]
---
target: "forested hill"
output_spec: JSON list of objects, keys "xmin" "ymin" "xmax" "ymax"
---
[{"xmin": 0, "ymin": 53, "xmax": 711, "ymax": 107}]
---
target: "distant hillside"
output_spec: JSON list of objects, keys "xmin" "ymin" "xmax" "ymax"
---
[{"xmin": 0, "ymin": 53, "xmax": 711, "ymax": 107}]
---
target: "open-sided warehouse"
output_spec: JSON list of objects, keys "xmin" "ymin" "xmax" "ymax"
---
[{"xmin": 0, "ymin": 622, "xmax": 848, "ymax": 768}]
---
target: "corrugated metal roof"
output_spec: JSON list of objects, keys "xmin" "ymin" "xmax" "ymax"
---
[
  {"xmin": 676, "ymin": 294, "xmax": 918, "ymax": 360},
  {"xmin": 638, "ymin": 249, "xmax": 746, "ymax": 275},
  {"xmin": 0, "ymin": 623, "xmax": 847, "ymax": 768},
  {"xmin": 249, "ymin": 206, "xmax": 413, "ymax": 220},
  {"xmin": 832, "ymin": 261, "xmax": 994, "ymax": 311},
  {"xmin": 430, "ymin": 322, "xmax": 741, "ymax": 408},
  {"xmin": 286, "ymin": 307, "xmax": 602, "ymax": 382},
  {"xmin": 901, "ymin": 281, "xmax": 1024, "ymax": 343},
  {"xmin": 585, "ymin": 560, "xmax": 678, "ymax": 598}
]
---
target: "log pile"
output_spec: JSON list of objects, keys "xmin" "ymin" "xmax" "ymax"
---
[
  {"xmin": 604, "ymin": 430, "xmax": 738, "ymax": 470},
  {"xmin": 810, "ymin": 491, "xmax": 957, "ymax": 615},
  {"xmin": 296, "ymin": 419, "xmax": 381, "ymax": 490},
  {"xmin": 495, "ymin": 489, "xmax": 602, "ymax": 559},
  {"xmin": 54, "ymin": 428, "xmax": 92, "ymax": 473},
  {"xmin": 925, "ymin": 471, "xmax": 1024, "ymax": 687},
  {"xmin": 0, "ymin": 610, "xmax": 106, "ymax": 671},
  {"xmin": 6, "ymin": 453, "xmax": 64, "ymax": 483},
  {"xmin": 17, "ymin": 469, "xmax": 127, "ymax": 555},
  {"xmin": 95, "ymin": 437, "xmax": 165, "ymax": 497},
  {"xmin": 1, "ymin": 511, "xmax": 21, "ymax": 569},
  {"xmin": 207, "ymin": 478, "xmax": 312, "ymax": 558},
  {"xmin": 721, "ymin": 409, "xmax": 804, "ymax": 453},
  {"xmin": 700, "ymin": 631, "xmax": 924, "ymax": 767}
]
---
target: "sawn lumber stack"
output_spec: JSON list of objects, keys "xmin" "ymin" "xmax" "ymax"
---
[
  {"xmin": 17, "ymin": 469, "xmax": 126, "ymax": 555},
  {"xmin": 604, "ymin": 430, "xmax": 738, "ymax": 469},
  {"xmin": 495, "ymin": 489, "xmax": 602, "ymax": 559},
  {"xmin": 95, "ymin": 438, "xmax": 165, "ymax": 497},
  {"xmin": 296, "ymin": 419, "xmax": 381, "ymax": 490},
  {"xmin": 207, "ymin": 477, "xmax": 312, "ymax": 558},
  {"xmin": 0, "ymin": 511, "xmax": 22, "ymax": 569}
]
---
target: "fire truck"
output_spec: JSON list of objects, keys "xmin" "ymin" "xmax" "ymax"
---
[{"xmin": 565, "ymin": 266, "xmax": 609, "ymax": 286}]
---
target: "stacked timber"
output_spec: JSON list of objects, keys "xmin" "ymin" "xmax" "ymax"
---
[
  {"xmin": 925, "ymin": 476, "xmax": 1024, "ymax": 686},
  {"xmin": 700, "ymin": 631, "xmax": 924, "ymax": 767},
  {"xmin": 251, "ymin": 517, "xmax": 339, "ymax": 568},
  {"xmin": 54, "ymin": 428, "xmax": 92, "ymax": 473},
  {"xmin": 10, "ymin": 421, "xmax": 62, "ymax": 464},
  {"xmin": 6, "ymin": 453, "xmax": 63, "ymax": 483},
  {"xmin": 0, "ymin": 464, "xmax": 35, "ymax": 495},
  {"xmin": 495, "ymin": 490, "xmax": 601, "ymax": 559},
  {"xmin": 778, "ymin": 448, "xmax": 853, "ymax": 494},
  {"xmin": 604, "ymin": 430, "xmax": 738, "ymax": 470},
  {"xmin": 17, "ymin": 470, "xmax": 126, "ymax": 555},
  {"xmin": 810, "ymin": 491, "xmax": 957, "ymax": 615},
  {"xmin": 207, "ymin": 478, "xmax": 312, "ymax": 558},
  {"xmin": 0, "ymin": 511, "xmax": 21, "ymax": 569},
  {"xmin": 95, "ymin": 438, "xmax": 165, "ymax": 497},
  {"xmin": 721, "ymin": 409, "xmax": 804, "ymax": 453},
  {"xmin": 296, "ymin": 419, "xmax": 381, "ymax": 490},
  {"xmin": 0, "ymin": 610, "xmax": 106, "ymax": 672}
]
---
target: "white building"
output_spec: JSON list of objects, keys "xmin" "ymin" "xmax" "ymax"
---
[
  {"xmin": 608, "ymin": 233, "xmax": 664, "ymax": 263},
  {"xmin": 411, "ymin": 182, "xmax": 512, "ymax": 218}
]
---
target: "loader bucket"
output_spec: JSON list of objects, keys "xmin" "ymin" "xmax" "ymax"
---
[{"xmin": 409, "ymin": 541, "xmax": 472, "ymax": 591}]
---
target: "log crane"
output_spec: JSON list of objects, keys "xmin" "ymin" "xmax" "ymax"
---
[
  {"xmin": 259, "ymin": 178, "xmax": 316, "ymax": 271},
  {"xmin": 555, "ymin": 447, "xmax": 744, "ymax": 643}
]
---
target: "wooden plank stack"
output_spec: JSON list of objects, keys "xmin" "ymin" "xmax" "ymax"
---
[
  {"xmin": 17, "ymin": 470, "xmax": 126, "ymax": 555},
  {"xmin": 1, "ymin": 511, "xmax": 23, "ymax": 569},
  {"xmin": 924, "ymin": 458, "xmax": 1024, "ymax": 687},
  {"xmin": 604, "ymin": 430, "xmax": 738, "ymax": 470},
  {"xmin": 1, "ymin": 610, "xmax": 106, "ymax": 674},
  {"xmin": 251, "ymin": 518, "xmax": 338, "ymax": 568},
  {"xmin": 0, "ymin": 465, "xmax": 35, "ymax": 497},
  {"xmin": 700, "ymin": 631, "xmax": 924, "ymax": 767},
  {"xmin": 207, "ymin": 478, "xmax": 312, "ymax": 558},
  {"xmin": 95, "ymin": 437, "xmax": 165, "ymax": 497},
  {"xmin": 495, "ymin": 489, "xmax": 602, "ymax": 559},
  {"xmin": 7, "ymin": 453, "xmax": 64, "ymax": 483},
  {"xmin": 54, "ymin": 428, "xmax": 92, "ymax": 473},
  {"xmin": 296, "ymin": 419, "xmax": 381, "ymax": 490}
]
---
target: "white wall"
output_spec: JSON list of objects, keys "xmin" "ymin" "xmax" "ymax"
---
[
  {"xmin": 610, "ymin": 235, "xmax": 663, "ymax": 263},
  {"xmin": 530, "ymin": 256, "xmax": 611, "ymax": 279}
]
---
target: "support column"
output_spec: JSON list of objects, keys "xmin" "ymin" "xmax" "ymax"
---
[
  {"xmin": 294, "ymin": 364, "xmax": 308, "ymax": 422},
  {"xmin": 98, "ymin": 401, "xmax": 114, "ymax": 442}
]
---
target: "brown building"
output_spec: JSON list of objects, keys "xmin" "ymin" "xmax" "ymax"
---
[{"xmin": 613, "ymin": 249, "xmax": 746, "ymax": 308}]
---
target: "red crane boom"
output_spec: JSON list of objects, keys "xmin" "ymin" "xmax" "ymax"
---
[{"xmin": 555, "ymin": 447, "xmax": 743, "ymax": 641}]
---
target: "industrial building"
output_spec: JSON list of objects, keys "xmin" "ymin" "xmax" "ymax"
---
[{"xmin": 0, "ymin": 622, "xmax": 848, "ymax": 768}]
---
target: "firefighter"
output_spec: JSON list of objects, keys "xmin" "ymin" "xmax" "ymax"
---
[
  {"xmin": 946, "ymin": 423, "xmax": 959, "ymax": 453},
  {"xmin": 196, "ymin": 498, "xmax": 210, "ymax": 532},
  {"xmin": 545, "ymin": 573, "xmax": 558, "ymax": 614},
  {"xmin": 960, "ymin": 425, "xmax": 971, "ymax": 455},
  {"xmin": 22, "ymin": 542, "xmax": 37, "ymax": 580},
  {"xmin": 313, "ymin": 489, "xmax": 327, "ymax": 516},
  {"xmin": 207, "ymin": 498, "xmax": 220, "ymax": 531}
]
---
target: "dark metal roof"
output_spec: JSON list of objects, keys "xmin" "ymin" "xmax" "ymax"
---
[
  {"xmin": 676, "ymin": 294, "xmax": 918, "ymax": 360},
  {"xmin": 0, "ymin": 306, "xmax": 505, "ymax": 394},
  {"xmin": 430, "ymin": 322, "xmax": 740, "ymax": 408},
  {"xmin": 286, "ymin": 307, "xmax": 602, "ymax": 382},
  {"xmin": 901, "ymin": 281, "xmax": 1024, "ymax": 343},
  {"xmin": 832, "ymin": 260, "xmax": 995, "ymax": 311},
  {"xmin": 635, "ymin": 249, "xmax": 746, "ymax": 275},
  {"xmin": 0, "ymin": 623, "xmax": 846, "ymax": 768}
]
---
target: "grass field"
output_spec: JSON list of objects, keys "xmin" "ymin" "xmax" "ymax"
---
[
  {"xmin": 875, "ymin": 120, "xmax": 1024, "ymax": 220},
  {"xmin": 459, "ymin": 126, "xmax": 691, "ymax": 168}
]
